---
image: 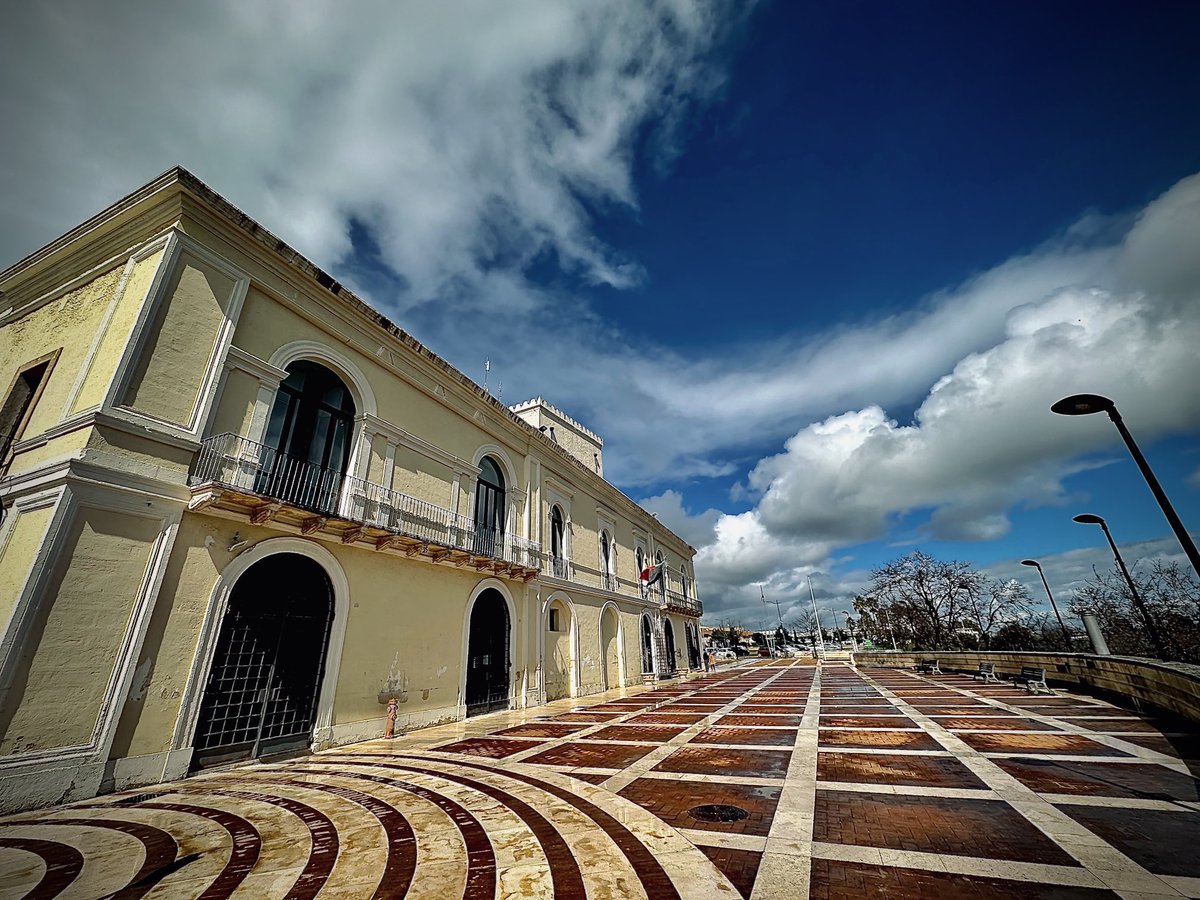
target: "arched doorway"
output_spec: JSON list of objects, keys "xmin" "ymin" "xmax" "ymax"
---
[
  {"xmin": 662, "ymin": 618, "xmax": 678, "ymax": 675},
  {"xmin": 686, "ymin": 622, "xmax": 701, "ymax": 670},
  {"xmin": 474, "ymin": 456, "xmax": 506, "ymax": 558},
  {"xmin": 465, "ymin": 588, "xmax": 510, "ymax": 716},
  {"xmin": 261, "ymin": 361, "xmax": 356, "ymax": 513},
  {"xmin": 640, "ymin": 615, "xmax": 655, "ymax": 675},
  {"xmin": 544, "ymin": 597, "xmax": 574, "ymax": 700},
  {"xmin": 192, "ymin": 553, "xmax": 334, "ymax": 768},
  {"xmin": 600, "ymin": 605, "xmax": 621, "ymax": 690}
]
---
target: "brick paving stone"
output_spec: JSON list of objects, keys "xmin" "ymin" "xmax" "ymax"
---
[
  {"xmin": 691, "ymin": 727, "xmax": 798, "ymax": 747},
  {"xmin": 546, "ymin": 711, "xmax": 623, "ymax": 722},
  {"xmin": 1112, "ymin": 731, "xmax": 1200, "ymax": 759},
  {"xmin": 1057, "ymin": 804, "xmax": 1200, "ymax": 877},
  {"xmin": 820, "ymin": 715, "xmax": 918, "ymax": 728},
  {"xmin": 940, "ymin": 716, "xmax": 1062, "ymax": 731},
  {"xmin": 655, "ymin": 746, "xmax": 793, "ymax": 779},
  {"xmin": 717, "ymin": 714, "xmax": 804, "ymax": 728},
  {"xmin": 565, "ymin": 771, "xmax": 612, "ymax": 785},
  {"xmin": 432, "ymin": 737, "xmax": 544, "ymax": 757},
  {"xmin": 699, "ymin": 846, "xmax": 762, "ymax": 899},
  {"xmin": 618, "ymin": 777, "xmax": 783, "ymax": 836},
  {"xmin": 817, "ymin": 752, "xmax": 988, "ymax": 789},
  {"xmin": 814, "ymin": 790, "xmax": 1080, "ymax": 864},
  {"xmin": 523, "ymin": 740, "xmax": 655, "ymax": 768},
  {"xmin": 815, "ymin": 705, "xmax": 902, "ymax": 715},
  {"xmin": 818, "ymin": 698, "xmax": 894, "ymax": 706},
  {"xmin": 995, "ymin": 758, "xmax": 1200, "ymax": 801},
  {"xmin": 957, "ymin": 732, "xmax": 1132, "ymax": 757},
  {"xmin": 818, "ymin": 729, "xmax": 942, "ymax": 751},
  {"xmin": 1057, "ymin": 717, "xmax": 1162, "ymax": 733},
  {"xmin": 492, "ymin": 723, "xmax": 589, "ymax": 739},
  {"xmin": 809, "ymin": 859, "xmax": 1118, "ymax": 900},
  {"xmin": 587, "ymin": 724, "xmax": 687, "ymax": 743},
  {"xmin": 626, "ymin": 711, "xmax": 709, "ymax": 725},
  {"xmin": 921, "ymin": 706, "xmax": 1025, "ymax": 716}
]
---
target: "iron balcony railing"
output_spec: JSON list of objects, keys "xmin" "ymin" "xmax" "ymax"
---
[
  {"xmin": 191, "ymin": 433, "xmax": 542, "ymax": 569},
  {"xmin": 665, "ymin": 588, "xmax": 704, "ymax": 617}
]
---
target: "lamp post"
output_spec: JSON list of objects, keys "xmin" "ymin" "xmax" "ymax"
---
[
  {"xmin": 1020, "ymin": 559, "xmax": 1071, "ymax": 647},
  {"xmin": 1051, "ymin": 394, "xmax": 1200, "ymax": 580},
  {"xmin": 1073, "ymin": 513, "xmax": 1168, "ymax": 660}
]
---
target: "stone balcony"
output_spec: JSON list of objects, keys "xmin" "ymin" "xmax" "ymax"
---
[{"xmin": 187, "ymin": 432, "xmax": 542, "ymax": 580}]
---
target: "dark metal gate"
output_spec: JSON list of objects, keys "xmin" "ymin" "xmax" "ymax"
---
[
  {"xmin": 465, "ymin": 589, "xmax": 510, "ymax": 717},
  {"xmin": 192, "ymin": 554, "xmax": 334, "ymax": 769},
  {"xmin": 662, "ymin": 620, "xmax": 678, "ymax": 675},
  {"xmin": 641, "ymin": 616, "xmax": 655, "ymax": 674}
]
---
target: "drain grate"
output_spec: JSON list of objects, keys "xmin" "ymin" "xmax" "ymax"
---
[
  {"xmin": 688, "ymin": 803, "xmax": 749, "ymax": 823},
  {"xmin": 111, "ymin": 792, "xmax": 164, "ymax": 806}
]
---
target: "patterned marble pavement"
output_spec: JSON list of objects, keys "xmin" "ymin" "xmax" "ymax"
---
[{"xmin": 1, "ymin": 660, "xmax": 1197, "ymax": 899}]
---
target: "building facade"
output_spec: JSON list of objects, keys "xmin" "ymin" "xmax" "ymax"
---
[{"xmin": 0, "ymin": 168, "xmax": 702, "ymax": 813}]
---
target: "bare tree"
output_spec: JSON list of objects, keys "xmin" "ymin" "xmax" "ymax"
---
[
  {"xmin": 960, "ymin": 577, "xmax": 1035, "ymax": 649},
  {"xmin": 867, "ymin": 551, "xmax": 977, "ymax": 649},
  {"xmin": 1069, "ymin": 560, "xmax": 1199, "ymax": 663}
]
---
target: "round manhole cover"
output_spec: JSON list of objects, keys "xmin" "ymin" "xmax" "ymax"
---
[{"xmin": 688, "ymin": 804, "xmax": 749, "ymax": 823}]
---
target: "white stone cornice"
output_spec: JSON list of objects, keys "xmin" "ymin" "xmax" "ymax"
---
[
  {"xmin": 358, "ymin": 413, "xmax": 480, "ymax": 476},
  {"xmin": 225, "ymin": 345, "xmax": 287, "ymax": 384}
]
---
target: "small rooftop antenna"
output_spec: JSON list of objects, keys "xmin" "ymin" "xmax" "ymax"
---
[{"xmin": 483, "ymin": 357, "xmax": 491, "ymax": 394}]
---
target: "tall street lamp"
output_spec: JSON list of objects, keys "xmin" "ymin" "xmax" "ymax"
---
[
  {"xmin": 1020, "ymin": 559, "xmax": 1071, "ymax": 647},
  {"xmin": 1073, "ymin": 513, "xmax": 1168, "ymax": 660},
  {"xmin": 1051, "ymin": 393, "xmax": 1200, "ymax": 580}
]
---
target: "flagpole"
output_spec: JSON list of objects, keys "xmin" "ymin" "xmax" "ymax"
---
[{"xmin": 808, "ymin": 575, "xmax": 827, "ymax": 646}]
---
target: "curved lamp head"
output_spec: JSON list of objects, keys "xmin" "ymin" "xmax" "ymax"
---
[
  {"xmin": 1073, "ymin": 514, "xmax": 1105, "ymax": 526},
  {"xmin": 1051, "ymin": 394, "xmax": 1115, "ymax": 416},
  {"xmin": 1020, "ymin": 559, "xmax": 1041, "ymax": 569}
]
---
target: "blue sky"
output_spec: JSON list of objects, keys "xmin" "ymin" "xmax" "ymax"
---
[{"xmin": 2, "ymin": 0, "xmax": 1198, "ymax": 627}]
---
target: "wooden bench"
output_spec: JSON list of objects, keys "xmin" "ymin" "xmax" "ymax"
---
[
  {"xmin": 915, "ymin": 658, "xmax": 941, "ymax": 675},
  {"xmin": 1016, "ymin": 665, "xmax": 1050, "ymax": 694},
  {"xmin": 973, "ymin": 662, "xmax": 1001, "ymax": 683}
]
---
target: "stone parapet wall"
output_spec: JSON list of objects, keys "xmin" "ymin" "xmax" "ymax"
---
[{"xmin": 852, "ymin": 650, "xmax": 1200, "ymax": 724}]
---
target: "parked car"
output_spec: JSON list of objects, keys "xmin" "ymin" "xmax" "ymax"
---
[
  {"xmin": 715, "ymin": 649, "xmax": 736, "ymax": 661},
  {"xmin": 757, "ymin": 646, "xmax": 772, "ymax": 657}
]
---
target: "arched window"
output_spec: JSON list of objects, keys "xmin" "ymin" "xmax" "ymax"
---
[
  {"xmin": 636, "ymin": 546, "xmax": 646, "ymax": 597},
  {"xmin": 681, "ymin": 567, "xmax": 690, "ymax": 601},
  {"xmin": 474, "ymin": 456, "xmax": 506, "ymax": 557},
  {"xmin": 655, "ymin": 550, "xmax": 666, "ymax": 600},
  {"xmin": 549, "ymin": 504, "xmax": 566, "ymax": 578},
  {"xmin": 262, "ymin": 360, "xmax": 356, "ymax": 512},
  {"xmin": 600, "ymin": 530, "xmax": 615, "ymax": 591}
]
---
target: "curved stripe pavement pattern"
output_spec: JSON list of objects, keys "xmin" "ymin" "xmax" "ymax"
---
[{"xmin": 1, "ymin": 659, "xmax": 1198, "ymax": 898}]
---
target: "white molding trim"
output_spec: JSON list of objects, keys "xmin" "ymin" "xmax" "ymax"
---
[
  {"xmin": 0, "ymin": 490, "xmax": 61, "ymax": 642},
  {"xmin": 361, "ymin": 412, "xmax": 478, "ymax": 476},
  {"xmin": 0, "ymin": 487, "xmax": 180, "ymax": 784},
  {"xmin": 458, "ymin": 578, "xmax": 518, "ymax": 718},
  {"xmin": 268, "ymin": 340, "xmax": 378, "ymax": 418},
  {"xmin": 225, "ymin": 345, "xmax": 288, "ymax": 384},
  {"xmin": 106, "ymin": 231, "xmax": 252, "ymax": 439},
  {"xmin": 60, "ymin": 234, "xmax": 173, "ymax": 420},
  {"xmin": 170, "ymin": 536, "xmax": 352, "ymax": 757},
  {"xmin": 0, "ymin": 235, "xmax": 170, "ymax": 328}
]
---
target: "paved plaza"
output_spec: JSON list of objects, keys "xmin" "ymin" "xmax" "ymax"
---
[{"xmin": 1, "ymin": 660, "xmax": 1198, "ymax": 898}]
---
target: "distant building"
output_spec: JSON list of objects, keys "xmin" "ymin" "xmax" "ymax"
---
[{"xmin": 0, "ymin": 167, "xmax": 702, "ymax": 812}]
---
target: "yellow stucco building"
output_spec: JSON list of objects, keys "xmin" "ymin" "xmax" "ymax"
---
[{"xmin": 0, "ymin": 168, "xmax": 703, "ymax": 813}]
